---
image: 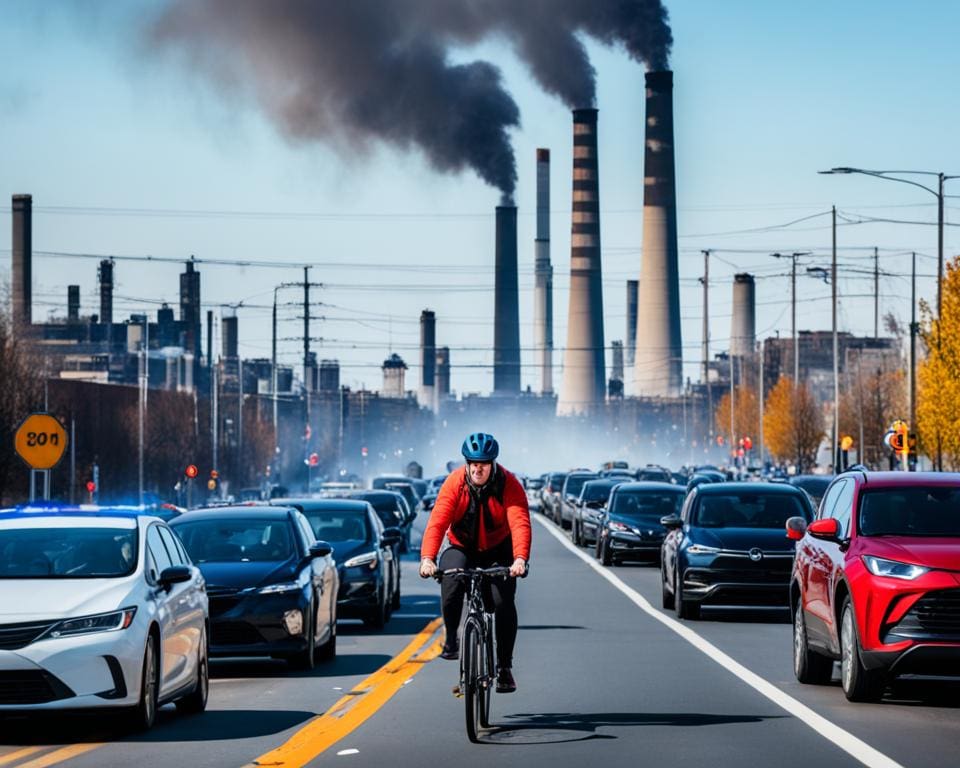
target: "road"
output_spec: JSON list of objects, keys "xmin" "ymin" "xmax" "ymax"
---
[{"xmin": 1, "ymin": 510, "xmax": 958, "ymax": 768}]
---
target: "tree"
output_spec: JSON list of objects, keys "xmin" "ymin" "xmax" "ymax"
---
[
  {"xmin": 763, "ymin": 376, "xmax": 824, "ymax": 472},
  {"xmin": 917, "ymin": 256, "xmax": 960, "ymax": 470},
  {"xmin": 838, "ymin": 353, "xmax": 907, "ymax": 468},
  {"xmin": 714, "ymin": 384, "xmax": 760, "ymax": 455}
]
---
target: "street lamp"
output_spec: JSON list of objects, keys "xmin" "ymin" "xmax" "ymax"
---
[{"xmin": 821, "ymin": 166, "xmax": 959, "ymax": 470}]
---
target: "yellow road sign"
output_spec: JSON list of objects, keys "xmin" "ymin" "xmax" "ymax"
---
[{"xmin": 14, "ymin": 413, "xmax": 68, "ymax": 470}]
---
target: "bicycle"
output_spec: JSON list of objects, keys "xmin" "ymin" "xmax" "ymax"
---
[{"xmin": 435, "ymin": 566, "xmax": 515, "ymax": 743}]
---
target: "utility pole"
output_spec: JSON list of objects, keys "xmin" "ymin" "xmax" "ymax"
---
[
  {"xmin": 758, "ymin": 339, "xmax": 765, "ymax": 468},
  {"xmin": 873, "ymin": 246, "xmax": 880, "ymax": 340},
  {"xmin": 729, "ymin": 353, "xmax": 735, "ymax": 470},
  {"xmin": 832, "ymin": 206, "xmax": 839, "ymax": 473},
  {"xmin": 272, "ymin": 287, "xmax": 278, "ymax": 438},
  {"xmin": 303, "ymin": 266, "xmax": 311, "ymax": 388},
  {"xmin": 910, "ymin": 251, "xmax": 917, "ymax": 470},
  {"xmin": 701, "ymin": 250, "xmax": 712, "ymax": 442}
]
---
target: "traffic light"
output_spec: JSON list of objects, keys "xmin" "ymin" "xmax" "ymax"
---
[
  {"xmin": 210, "ymin": 469, "xmax": 219, "ymax": 480},
  {"xmin": 840, "ymin": 435, "xmax": 854, "ymax": 452},
  {"xmin": 85, "ymin": 480, "xmax": 96, "ymax": 493},
  {"xmin": 185, "ymin": 464, "xmax": 198, "ymax": 479},
  {"xmin": 742, "ymin": 436, "xmax": 753, "ymax": 452}
]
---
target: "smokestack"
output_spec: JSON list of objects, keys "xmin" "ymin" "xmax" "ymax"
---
[
  {"xmin": 206, "ymin": 310, "xmax": 213, "ymax": 367},
  {"xmin": 11, "ymin": 195, "xmax": 32, "ymax": 332},
  {"xmin": 611, "ymin": 340, "xmax": 624, "ymax": 382},
  {"xmin": 98, "ymin": 259, "xmax": 114, "ymax": 325},
  {"xmin": 382, "ymin": 353, "xmax": 407, "ymax": 397},
  {"xmin": 419, "ymin": 309, "xmax": 437, "ymax": 411},
  {"xmin": 626, "ymin": 280, "xmax": 638, "ymax": 368},
  {"xmin": 180, "ymin": 261, "xmax": 202, "ymax": 359},
  {"xmin": 222, "ymin": 313, "xmax": 238, "ymax": 359},
  {"xmin": 494, "ymin": 205, "xmax": 521, "ymax": 394},
  {"xmin": 67, "ymin": 285, "xmax": 80, "ymax": 323},
  {"xmin": 634, "ymin": 70, "xmax": 682, "ymax": 397},
  {"xmin": 558, "ymin": 108, "xmax": 605, "ymax": 415},
  {"xmin": 534, "ymin": 148, "xmax": 554, "ymax": 394},
  {"xmin": 436, "ymin": 346, "xmax": 450, "ymax": 402},
  {"xmin": 730, "ymin": 273, "xmax": 756, "ymax": 358},
  {"xmin": 319, "ymin": 359, "xmax": 340, "ymax": 391}
]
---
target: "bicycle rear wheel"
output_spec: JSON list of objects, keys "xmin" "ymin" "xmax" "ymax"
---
[{"xmin": 462, "ymin": 619, "xmax": 483, "ymax": 742}]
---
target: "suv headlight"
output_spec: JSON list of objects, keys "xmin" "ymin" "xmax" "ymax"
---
[
  {"xmin": 344, "ymin": 551, "xmax": 379, "ymax": 570},
  {"xmin": 43, "ymin": 607, "xmax": 137, "ymax": 639},
  {"xmin": 609, "ymin": 521, "xmax": 631, "ymax": 532},
  {"xmin": 258, "ymin": 581, "xmax": 302, "ymax": 595},
  {"xmin": 862, "ymin": 555, "xmax": 929, "ymax": 580},
  {"xmin": 686, "ymin": 544, "xmax": 720, "ymax": 555}
]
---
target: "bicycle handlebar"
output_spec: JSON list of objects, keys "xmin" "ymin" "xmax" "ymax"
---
[{"xmin": 432, "ymin": 564, "xmax": 528, "ymax": 582}]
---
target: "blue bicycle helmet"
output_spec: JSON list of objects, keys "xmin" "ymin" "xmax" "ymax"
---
[{"xmin": 461, "ymin": 432, "xmax": 499, "ymax": 462}]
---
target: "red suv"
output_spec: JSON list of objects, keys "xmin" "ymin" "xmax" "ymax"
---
[{"xmin": 787, "ymin": 470, "xmax": 960, "ymax": 701}]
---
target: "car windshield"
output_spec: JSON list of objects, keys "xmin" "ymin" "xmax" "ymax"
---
[
  {"xmin": 694, "ymin": 493, "xmax": 807, "ymax": 529},
  {"xmin": 582, "ymin": 483, "xmax": 615, "ymax": 502},
  {"xmin": 565, "ymin": 475, "xmax": 596, "ymax": 497},
  {"xmin": 303, "ymin": 510, "xmax": 371, "ymax": 542},
  {"xmin": 367, "ymin": 504, "xmax": 402, "ymax": 527},
  {"xmin": 611, "ymin": 492, "xmax": 683, "ymax": 523},
  {"xmin": 637, "ymin": 469, "xmax": 671, "ymax": 482},
  {"xmin": 0, "ymin": 525, "xmax": 138, "ymax": 578},
  {"xmin": 175, "ymin": 519, "xmax": 295, "ymax": 563},
  {"xmin": 859, "ymin": 487, "xmax": 960, "ymax": 537}
]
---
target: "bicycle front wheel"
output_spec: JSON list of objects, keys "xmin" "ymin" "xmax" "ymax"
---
[
  {"xmin": 478, "ymin": 616, "xmax": 494, "ymax": 727},
  {"xmin": 462, "ymin": 618, "xmax": 483, "ymax": 743}
]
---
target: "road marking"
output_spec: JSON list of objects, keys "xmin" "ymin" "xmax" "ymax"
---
[
  {"xmin": 14, "ymin": 744, "xmax": 103, "ymax": 768},
  {"xmin": 249, "ymin": 616, "xmax": 444, "ymax": 767},
  {"xmin": 0, "ymin": 748, "xmax": 44, "ymax": 767},
  {"xmin": 535, "ymin": 514, "xmax": 906, "ymax": 768}
]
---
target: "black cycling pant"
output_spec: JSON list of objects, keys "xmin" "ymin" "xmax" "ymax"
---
[{"xmin": 439, "ymin": 538, "xmax": 518, "ymax": 668}]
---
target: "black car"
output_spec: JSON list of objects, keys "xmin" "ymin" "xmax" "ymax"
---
[
  {"xmin": 660, "ymin": 483, "xmax": 814, "ymax": 620},
  {"xmin": 559, "ymin": 472, "xmax": 599, "ymax": 529},
  {"xmin": 541, "ymin": 472, "xmax": 568, "ymax": 522},
  {"xmin": 635, "ymin": 466, "xmax": 673, "ymax": 483},
  {"xmin": 596, "ymin": 482, "xmax": 686, "ymax": 566},
  {"xmin": 280, "ymin": 498, "xmax": 401, "ymax": 628},
  {"xmin": 788, "ymin": 474, "xmax": 834, "ymax": 507},
  {"xmin": 572, "ymin": 478, "xmax": 621, "ymax": 547},
  {"xmin": 350, "ymin": 490, "xmax": 416, "ymax": 552},
  {"xmin": 170, "ymin": 505, "xmax": 338, "ymax": 668}
]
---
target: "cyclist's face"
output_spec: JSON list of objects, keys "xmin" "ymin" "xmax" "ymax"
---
[{"xmin": 467, "ymin": 461, "xmax": 493, "ymax": 485}]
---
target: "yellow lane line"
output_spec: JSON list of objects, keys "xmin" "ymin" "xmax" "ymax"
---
[
  {"xmin": 0, "ymin": 748, "xmax": 45, "ymax": 767},
  {"xmin": 14, "ymin": 744, "xmax": 103, "ymax": 768},
  {"xmin": 250, "ymin": 616, "xmax": 444, "ymax": 768}
]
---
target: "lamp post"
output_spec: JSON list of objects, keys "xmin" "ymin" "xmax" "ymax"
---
[{"xmin": 820, "ymin": 167, "xmax": 959, "ymax": 470}]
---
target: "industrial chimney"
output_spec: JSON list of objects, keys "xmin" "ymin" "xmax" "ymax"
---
[
  {"xmin": 11, "ymin": 195, "xmax": 32, "ymax": 333},
  {"xmin": 221, "ymin": 313, "xmax": 239, "ymax": 359},
  {"xmin": 98, "ymin": 259, "xmax": 114, "ymax": 325},
  {"xmin": 420, "ymin": 309, "xmax": 437, "ymax": 411},
  {"xmin": 626, "ymin": 280, "xmax": 638, "ymax": 368},
  {"xmin": 382, "ymin": 353, "xmax": 407, "ymax": 397},
  {"xmin": 634, "ymin": 71, "xmax": 682, "ymax": 397},
  {"xmin": 534, "ymin": 148, "xmax": 554, "ymax": 394},
  {"xmin": 180, "ymin": 261, "xmax": 202, "ymax": 360},
  {"xmin": 558, "ymin": 109, "xmax": 605, "ymax": 415},
  {"xmin": 436, "ymin": 346, "xmax": 450, "ymax": 402},
  {"xmin": 494, "ymin": 205, "xmax": 521, "ymax": 394},
  {"xmin": 730, "ymin": 273, "xmax": 756, "ymax": 358},
  {"xmin": 67, "ymin": 285, "xmax": 80, "ymax": 323}
]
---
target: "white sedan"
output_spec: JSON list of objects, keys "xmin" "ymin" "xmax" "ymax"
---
[{"xmin": 0, "ymin": 507, "xmax": 209, "ymax": 729}]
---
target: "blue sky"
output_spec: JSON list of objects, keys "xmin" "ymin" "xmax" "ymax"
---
[{"xmin": 1, "ymin": 1, "xmax": 958, "ymax": 395}]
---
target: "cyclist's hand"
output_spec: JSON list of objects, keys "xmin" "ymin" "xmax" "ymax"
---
[
  {"xmin": 509, "ymin": 557, "xmax": 528, "ymax": 578},
  {"xmin": 420, "ymin": 558, "xmax": 438, "ymax": 578}
]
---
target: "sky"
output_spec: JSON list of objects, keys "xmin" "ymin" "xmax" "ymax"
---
[{"xmin": 2, "ymin": 0, "xmax": 959, "ymax": 397}]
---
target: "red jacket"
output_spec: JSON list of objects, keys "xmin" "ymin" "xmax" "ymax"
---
[{"xmin": 420, "ymin": 465, "xmax": 531, "ymax": 561}]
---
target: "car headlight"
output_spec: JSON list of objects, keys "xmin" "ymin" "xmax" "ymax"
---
[
  {"xmin": 862, "ymin": 555, "xmax": 929, "ymax": 580},
  {"xmin": 609, "ymin": 521, "xmax": 631, "ymax": 532},
  {"xmin": 43, "ymin": 607, "xmax": 137, "ymax": 639},
  {"xmin": 344, "ymin": 551, "xmax": 379, "ymax": 570},
  {"xmin": 686, "ymin": 544, "xmax": 720, "ymax": 555},
  {"xmin": 258, "ymin": 581, "xmax": 302, "ymax": 595}
]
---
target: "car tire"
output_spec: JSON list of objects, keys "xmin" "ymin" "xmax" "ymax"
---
[
  {"xmin": 600, "ymin": 539, "xmax": 613, "ymax": 566},
  {"xmin": 572, "ymin": 520, "xmax": 581, "ymax": 546},
  {"xmin": 176, "ymin": 626, "xmax": 209, "ymax": 714},
  {"xmin": 674, "ymin": 568, "xmax": 700, "ymax": 620},
  {"xmin": 127, "ymin": 634, "xmax": 159, "ymax": 731},
  {"xmin": 594, "ymin": 534, "xmax": 603, "ymax": 560},
  {"xmin": 793, "ymin": 602, "xmax": 833, "ymax": 684},
  {"xmin": 316, "ymin": 618, "xmax": 337, "ymax": 662},
  {"xmin": 363, "ymin": 586, "xmax": 389, "ymax": 629},
  {"xmin": 840, "ymin": 598, "xmax": 885, "ymax": 701},
  {"xmin": 391, "ymin": 579, "xmax": 401, "ymax": 610},
  {"xmin": 661, "ymin": 565, "xmax": 675, "ymax": 610},
  {"xmin": 289, "ymin": 605, "xmax": 316, "ymax": 670}
]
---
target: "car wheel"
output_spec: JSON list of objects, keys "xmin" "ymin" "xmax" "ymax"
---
[
  {"xmin": 661, "ymin": 565, "xmax": 675, "ymax": 610},
  {"xmin": 316, "ymin": 617, "xmax": 337, "ymax": 662},
  {"xmin": 600, "ymin": 538, "xmax": 613, "ymax": 566},
  {"xmin": 840, "ymin": 598, "xmax": 885, "ymax": 701},
  {"xmin": 289, "ymin": 605, "xmax": 316, "ymax": 670},
  {"xmin": 128, "ymin": 634, "xmax": 159, "ymax": 731},
  {"xmin": 793, "ymin": 602, "xmax": 833, "ymax": 684},
  {"xmin": 594, "ymin": 534, "xmax": 603, "ymax": 560},
  {"xmin": 391, "ymin": 579, "xmax": 401, "ymax": 610},
  {"xmin": 363, "ymin": 586, "xmax": 389, "ymax": 629},
  {"xmin": 572, "ymin": 520, "xmax": 581, "ymax": 546},
  {"xmin": 674, "ymin": 568, "xmax": 700, "ymax": 620},
  {"xmin": 176, "ymin": 626, "xmax": 209, "ymax": 714}
]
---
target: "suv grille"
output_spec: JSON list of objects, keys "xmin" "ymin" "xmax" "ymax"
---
[
  {"xmin": 887, "ymin": 588, "xmax": 960, "ymax": 641},
  {"xmin": 0, "ymin": 620, "xmax": 58, "ymax": 650},
  {"xmin": 212, "ymin": 621, "xmax": 263, "ymax": 646},
  {"xmin": 207, "ymin": 586, "xmax": 244, "ymax": 618},
  {"xmin": 0, "ymin": 670, "xmax": 75, "ymax": 704}
]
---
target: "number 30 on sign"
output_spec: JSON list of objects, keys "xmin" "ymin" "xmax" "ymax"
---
[{"xmin": 14, "ymin": 413, "xmax": 68, "ymax": 470}]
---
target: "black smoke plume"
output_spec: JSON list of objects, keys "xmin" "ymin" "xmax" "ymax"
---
[{"xmin": 148, "ymin": 0, "xmax": 671, "ymax": 197}]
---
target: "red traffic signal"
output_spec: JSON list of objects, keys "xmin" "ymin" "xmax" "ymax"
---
[
  {"xmin": 85, "ymin": 480, "xmax": 96, "ymax": 493},
  {"xmin": 308, "ymin": 452, "xmax": 319, "ymax": 467},
  {"xmin": 210, "ymin": 469, "xmax": 219, "ymax": 480},
  {"xmin": 185, "ymin": 464, "xmax": 199, "ymax": 479},
  {"xmin": 361, "ymin": 446, "xmax": 368, "ymax": 458},
  {"xmin": 742, "ymin": 436, "xmax": 753, "ymax": 451}
]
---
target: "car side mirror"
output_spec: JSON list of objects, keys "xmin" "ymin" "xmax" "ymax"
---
[
  {"xmin": 158, "ymin": 565, "xmax": 191, "ymax": 590},
  {"xmin": 660, "ymin": 514, "xmax": 683, "ymax": 529},
  {"xmin": 806, "ymin": 517, "xmax": 839, "ymax": 541},
  {"xmin": 381, "ymin": 528, "xmax": 403, "ymax": 546},
  {"xmin": 309, "ymin": 541, "xmax": 333, "ymax": 558},
  {"xmin": 785, "ymin": 516, "xmax": 808, "ymax": 541}
]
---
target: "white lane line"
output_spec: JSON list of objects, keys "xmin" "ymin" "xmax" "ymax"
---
[{"xmin": 534, "ymin": 514, "xmax": 905, "ymax": 768}]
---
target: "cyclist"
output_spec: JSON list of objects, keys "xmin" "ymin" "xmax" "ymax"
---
[{"xmin": 420, "ymin": 432, "xmax": 531, "ymax": 693}]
